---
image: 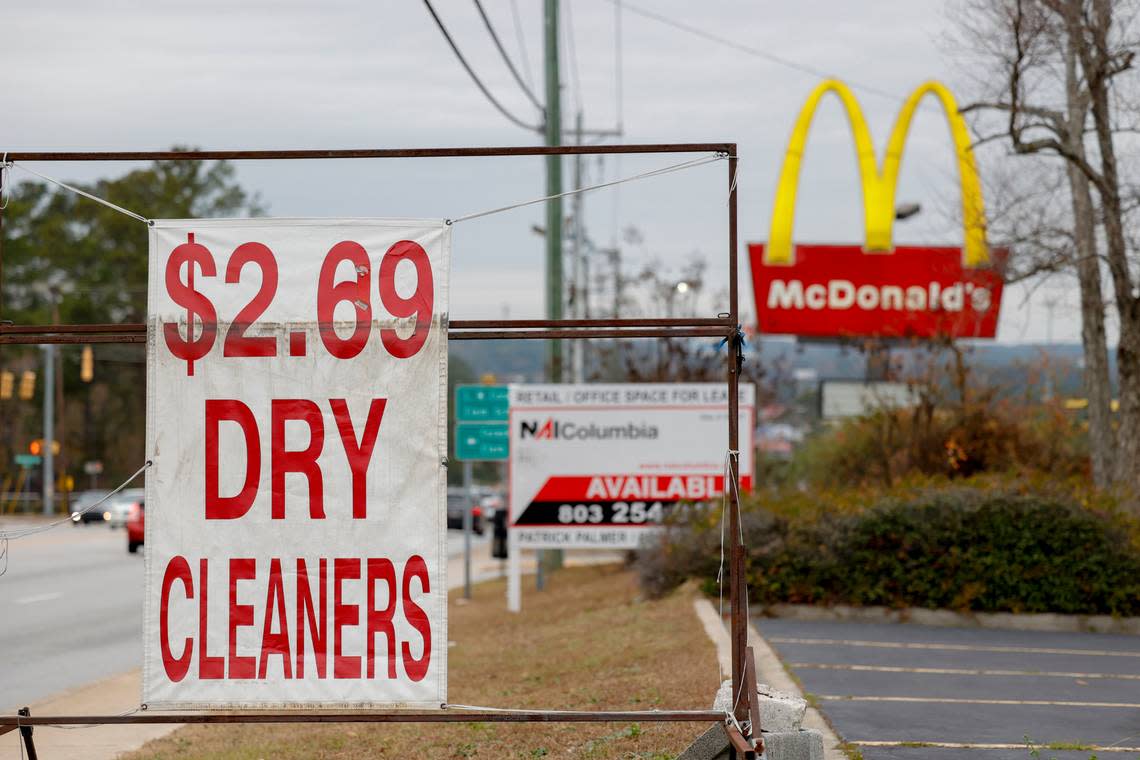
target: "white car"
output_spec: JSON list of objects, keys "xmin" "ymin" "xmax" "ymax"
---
[{"xmin": 106, "ymin": 488, "xmax": 145, "ymax": 529}]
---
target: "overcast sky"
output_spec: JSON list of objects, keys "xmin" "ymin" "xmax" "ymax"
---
[{"xmin": 5, "ymin": 0, "xmax": 1086, "ymax": 344}]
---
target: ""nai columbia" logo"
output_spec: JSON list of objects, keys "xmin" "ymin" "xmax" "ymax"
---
[{"xmin": 520, "ymin": 418, "xmax": 659, "ymax": 441}]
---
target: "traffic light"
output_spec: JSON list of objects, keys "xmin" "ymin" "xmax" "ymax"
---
[
  {"xmin": 29, "ymin": 439, "xmax": 61, "ymax": 456},
  {"xmin": 0, "ymin": 371, "xmax": 12, "ymax": 400},
  {"xmin": 80, "ymin": 346, "xmax": 94, "ymax": 382},
  {"xmin": 18, "ymin": 370, "xmax": 35, "ymax": 400}
]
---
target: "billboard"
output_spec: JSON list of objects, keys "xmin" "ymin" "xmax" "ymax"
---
[
  {"xmin": 820, "ymin": 380, "xmax": 918, "ymax": 420},
  {"xmin": 144, "ymin": 219, "xmax": 449, "ymax": 709},
  {"xmin": 750, "ymin": 79, "xmax": 1006, "ymax": 339},
  {"xmin": 508, "ymin": 383, "xmax": 755, "ymax": 550}
]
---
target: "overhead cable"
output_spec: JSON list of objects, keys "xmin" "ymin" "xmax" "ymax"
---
[
  {"xmin": 422, "ymin": 0, "xmax": 542, "ymax": 133},
  {"xmin": 607, "ymin": 0, "xmax": 905, "ymax": 105},
  {"xmin": 472, "ymin": 0, "xmax": 545, "ymax": 113}
]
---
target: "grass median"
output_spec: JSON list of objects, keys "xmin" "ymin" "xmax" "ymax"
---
[{"xmin": 128, "ymin": 564, "xmax": 719, "ymax": 759}]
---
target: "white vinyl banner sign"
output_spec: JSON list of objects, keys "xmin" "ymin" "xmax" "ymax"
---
[
  {"xmin": 143, "ymin": 219, "xmax": 449, "ymax": 708},
  {"xmin": 508, "ymin": 383, "xmax": 755, "ymax": 549}
]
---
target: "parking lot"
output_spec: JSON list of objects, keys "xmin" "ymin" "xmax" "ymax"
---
[{"xmin": 756, "ymin": 618, "xmax": 1140, "ymax": 759}]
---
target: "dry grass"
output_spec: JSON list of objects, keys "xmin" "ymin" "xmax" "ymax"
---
[{"xmin": 127, "ymin": 564, "xmax": 719, "ymax": 759}]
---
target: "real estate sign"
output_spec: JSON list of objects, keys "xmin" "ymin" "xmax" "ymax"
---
[{"xmin": 508, "ymin": 383, "xmax": 755, "ymax": 550}]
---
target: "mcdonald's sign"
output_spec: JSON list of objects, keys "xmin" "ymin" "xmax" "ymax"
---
[{"xmin": 749, "ymin": 80, "xmax": 1007, "ymax": 340}]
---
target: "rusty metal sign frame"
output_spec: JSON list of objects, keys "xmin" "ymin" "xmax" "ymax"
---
[{"xmin": 0, "ymin": 143, "xmax": 758, "ymax": 757}]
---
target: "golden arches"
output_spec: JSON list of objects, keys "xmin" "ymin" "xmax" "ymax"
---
[{"xmin": 766, "ymin": 79, "xmax": 989, "ymax": 267}]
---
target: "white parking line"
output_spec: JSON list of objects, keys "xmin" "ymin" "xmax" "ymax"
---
[
  {"xmin": 770, "ymin": 636, "xmax": 1140, "ymax": 658},
  {"xmin": 854, "ymin": 741, "xmax": 1140, "ymax": 753},
  {"xmin": 820, "ymin": 695, "xmax": 1140, "ymax": 708},
  {"xmin": 793, "ymin": 662, "xmax": 1140, "ymax": 680},
  {"xmin": 14, "ymin": 592, "xmax": 62, "ymax": 605}
]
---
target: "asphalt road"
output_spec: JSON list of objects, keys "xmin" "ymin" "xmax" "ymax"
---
[
  {"xmin": 0, "ymin": 524, "xmax": 141, "ymax": 713},
  {"xmin": 0, "ymin": 522, "xmax": 487, "ymax": 713},
  {"xmin": 756, "ymin": 617, "xmax": 1140, "ymax": 760}
]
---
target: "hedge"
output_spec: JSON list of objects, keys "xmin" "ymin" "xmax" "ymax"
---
[{"xmin": 637, "ymin": 489, "xmax": 1140, "ymax": 616}]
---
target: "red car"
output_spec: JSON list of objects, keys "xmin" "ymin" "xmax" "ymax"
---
[{"xmin": 126, "ymin": 499, "xmax": 145, "ymax": 553}]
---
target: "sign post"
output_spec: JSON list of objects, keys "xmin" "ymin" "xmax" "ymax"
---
[
  {"xmin": 463, "ymin": 460, "xmax": 473, "ymax": 600},
  {"xmin": 453, "ymin": 384, "xmax": 508, "ymax": 600},
  {"xmin": 83, "ymin": 460, "xmax": 104, "ymax": 489},
  {"xmin": 143, "ymin": 219, "xmax": 450, "ymax": 708}
]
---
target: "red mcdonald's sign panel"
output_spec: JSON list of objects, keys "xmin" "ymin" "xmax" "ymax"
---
[{"xmin": 749, "ymin": 244, "xmax": 1007, "ymax": 339}]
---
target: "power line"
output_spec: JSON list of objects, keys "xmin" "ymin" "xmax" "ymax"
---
[
  {"xmin": 422, "ymin": 0, "xmax": 542, "ymax": 133},
  {"xmin": 472, "ymin": 0, "xmax": 545, "ymax": 113},
  {"xmin": 606, "ymin": 0, "xmax": 906, "ymax": 105}
]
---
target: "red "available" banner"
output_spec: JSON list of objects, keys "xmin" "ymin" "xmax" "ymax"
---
[{"xmin": 748, "ymin": 244, "xmax": 1007, "ymax": 340}]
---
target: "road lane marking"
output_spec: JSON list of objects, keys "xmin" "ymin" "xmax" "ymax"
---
[
  {"xmin": 792, "ymin": 662, "xmax": 1140, "ymax": 680},
  {"xmin": 770, "ymin": 636, "xmax": 1140, "ymax": 658},
  {"xmin": 820, "ymin": 694, "xmax": 1140, "ymax": 708},
  {"xmin": 854, "ymin": 741, "xmax": 1140, "ymax": 753},
  {"xmin": 15, "ymin": 592, "xmax": 62, "ymax": 605}
]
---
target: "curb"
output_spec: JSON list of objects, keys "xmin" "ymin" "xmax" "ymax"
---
[
  {"xmin": 692, "ymin": 598, "xmax": 847, "ymax": 760},
  {"xmin": 760, "ymin": 602, "xmax": 1140, "ymax": 635}
]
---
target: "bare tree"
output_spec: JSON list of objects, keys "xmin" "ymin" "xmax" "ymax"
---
[{"xmin": 958, "ymin": 0, "xmax": 1136, "ymax": 487}]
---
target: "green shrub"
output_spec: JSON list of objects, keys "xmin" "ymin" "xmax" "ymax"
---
[{"xmin": 638, "ymin": 488, "xmax": 1140, "ymax": 616}]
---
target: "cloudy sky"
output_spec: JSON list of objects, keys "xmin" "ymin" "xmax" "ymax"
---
[{"xmin": 5, "ymin": 0, "xmax": 1083, "ymax": 344}]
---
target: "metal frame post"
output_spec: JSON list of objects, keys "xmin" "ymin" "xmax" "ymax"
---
[
  {"xmin": 726, "ymin": 154, "xmax": 747, "ymax": 727},
  {"xmin": 18, "ymin": 707, "xmax": 38, "ymax": 760}
]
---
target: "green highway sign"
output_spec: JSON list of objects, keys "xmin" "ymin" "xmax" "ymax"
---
[
  {"xmin": 455, "ymin": 385, "xmax": 509, "ymax": 422},
  {"xmin": 15, "ymin": 454, "xmax": 41, "ymax": 467},
  {"xmin": 455, "ymin": 422, "xmax": 509, "ymax": 461}
]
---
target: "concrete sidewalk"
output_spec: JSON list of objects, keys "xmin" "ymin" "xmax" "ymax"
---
[{"xmin": 0, "ymin": 670, "xmax": 166, "ymax": 760}]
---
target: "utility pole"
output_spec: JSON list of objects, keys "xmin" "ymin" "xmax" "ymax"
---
[
  {"xmin": 608, "ymin": 247, "xmax": 622, "ymax": 318},
  {"xmin": 544, "ymin": 0, "xmax": 563, "ymax": 384},
  {"xmin": 572, "ymin": 110, "xmax": 586, "ymax": 384},
  {"xmin": 42, "ymin": 344, "xmax": 54, "ymax": 515},
  {"xmin": 53, "ymin": 298, "xmax": 67, "ymax": 508},
  {"xmin": 541, "ymin": 0, "xmax": 563, "ymax": 583}
]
